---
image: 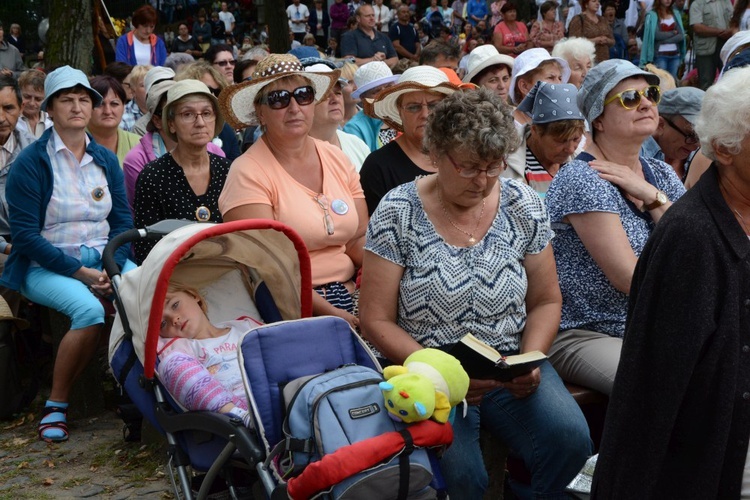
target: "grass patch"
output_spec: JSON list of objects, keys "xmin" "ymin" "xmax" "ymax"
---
[{"xmin": 61, "ymin": 476, "xmax": 90, "ymax": 488}]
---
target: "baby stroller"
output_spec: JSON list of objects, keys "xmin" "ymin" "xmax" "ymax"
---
[{"xmin": 106, "ymin": 220, "xmax": 451, "ymax": 500}]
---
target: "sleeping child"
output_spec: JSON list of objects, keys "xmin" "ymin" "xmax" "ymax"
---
[{"xmin": 156, "ymin": 284, "xmax": 262, "ymax": 426}]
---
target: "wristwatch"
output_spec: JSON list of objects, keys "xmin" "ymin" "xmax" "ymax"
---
[{"xmin": 643, "ymin": 190, "xmax": 668, "ymax": 211}]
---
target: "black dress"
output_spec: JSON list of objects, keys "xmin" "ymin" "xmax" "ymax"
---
[{"xmin": 133, "ymin": 152, "xmax": 230, "ymax": 263}]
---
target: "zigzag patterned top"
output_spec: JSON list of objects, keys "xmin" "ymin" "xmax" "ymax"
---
[{"xmin": 365, "ymin": 178, "xmax": 552, "ymax": 353}]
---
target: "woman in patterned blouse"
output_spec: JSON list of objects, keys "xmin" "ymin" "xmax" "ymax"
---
[{"xmin": 360, "ymin": 88, "xmax": 591, "ymax": 500}]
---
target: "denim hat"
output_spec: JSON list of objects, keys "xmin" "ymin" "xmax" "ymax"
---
[
  {"xmin": 518, "ymin": 81, "xmax": 584, "ymax": 124},
  {"xmin": 577, "ymin": 59, "xmax": 660, "ymax": 124},
  {"xmin": 657, "ymin": 87, "xmax": 705, "ymax": 125},
  {"xmin": 41, "ymin": 65, "xmax": 103, "ymax": 111}
]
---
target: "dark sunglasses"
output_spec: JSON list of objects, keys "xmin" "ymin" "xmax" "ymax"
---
[
  {"xmin": 662, "ymin": 116, "xmax": 699, "ymax": 145},
  {"xmin": 260, "ymin": 85, "xmax": 315, "ymax": 110},
  {"xmin": 604, "ymin": 85, "xmax": 661, "ymax": 109}
]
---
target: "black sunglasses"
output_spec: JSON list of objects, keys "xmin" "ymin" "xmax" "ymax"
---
[
  {"xmin": 662, "ymin": 116, "xmax": 699, "ymax": 145},
  {"xmin": 260, "ymin": 85, "xmax": 315, "ymax": 110}
]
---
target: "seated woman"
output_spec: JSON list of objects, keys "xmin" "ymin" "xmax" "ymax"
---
[
  {"xmin": 592, "ymin": 64, "xmax": 750, "ymax": 500},
  {"xmin": 360, "ymin": 66, "xmax": 458, "ymax": 215},
  {"xmin": 505, "ymin": 81, "xmax": 586, "ymax": 193},
  {"xmin": 462, "ymin": 44, "xmax": 515, "ymax": 104},
  {"xmin": 0, "ymin": 67, "xmax": 135, "ymax": 442},
  {"xmin": 529, "ymin": 1, "xmax": 565, "ymax": 51},
  {"xmin": 492, "ymin": 3, "xmax": 532, "ymax": 57},
  {"xmin": 157, "ymin": 284, "xmax": 262, "ymax": 426},
  {"xmin": 544, "ymin": 59, "xmax": 686, "ymax": 396},
  {"xmin": 87, "ymin": 76, "xmax": 140, "ymax": 167},
  {"xmin": 219, "ymin": 54, "xmax": 366, "ymax": 330},
  {"xmin": 133, "ymin": 80, "xmax": 230, "ymax": 263},
  {"xmin": 359, "ymin": 88, "xmax": 592, "ymax": 500}
]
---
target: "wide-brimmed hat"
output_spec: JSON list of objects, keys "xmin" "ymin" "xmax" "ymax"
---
[
  {"xmin": 578, "ymin": 59, "xmax": 660, "ymax": 124},
  {"xmin": 518, "ymin": 81, "xmax": 584, "ymax": 124},
  {"xmin": 41, "ymin": 65, "xmax": 103, "ymax": 111},
  {"xmin": 145, "ymin": 80, "xmax": 175, "ymax": 122},
  {"xmin": 144, "ymin": 66, "xmax": 176, "ymax": 94},
  {"xmin": 219, "ymin": 54, "xmax": 339, "ymax": 128},
  {"xmin": 0, "ymin": 296, "xmax": 29, "ymax": 331},
  {"xmin": 463, "ymin": 45, "xmax": 515, "ymax": 84},
  {"xmin": 509, "ymin": 48, "xmax": 570, "ymax": 104},
  {"xmin": 370, "ymin": 66, "xmax": 459, "ymax": 131},
  {"xmin": 351, "ymin": 61, "xmax": 400, "ymax": 99},
  {"xmin": 162, "ymin": 80, "xmax": 225, "ymax": 142}
]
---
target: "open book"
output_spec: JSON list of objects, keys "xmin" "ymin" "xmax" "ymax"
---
[{"xmin": 447, "ymin": 333, "xmax": 547, "ymax": 381}]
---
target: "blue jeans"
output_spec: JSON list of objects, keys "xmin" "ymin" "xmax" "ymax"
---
[
  {"xmin": 654, "ymin": 53, "xmax": 682, "ymax": 81},
  {"xmin": 440, "ymin": 361, "xmax": 593, "ymax": 500},
  {"xmin": 21, "ymin": 246, "xmax": 136, "ymax": 330}
]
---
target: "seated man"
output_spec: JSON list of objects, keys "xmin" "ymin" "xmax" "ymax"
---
[
  {"xmin": 341, "ymin": 4, "xmax": 398, "ymax": 67},
  {"xmin": 640, "ymin": 87, "xmax": 705, "ymax": 183},
  {"xmin": 419, "ymin": 39, "xmax": 461, "ymax": 71},
  {"xmin": 0, "ymin": 74, "xmax": 35, "ymax": 266}
]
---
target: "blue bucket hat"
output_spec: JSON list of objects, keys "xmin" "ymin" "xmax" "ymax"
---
[
  {"xmin": 41, "ymin": 65, "xmax": 103, "ymax": 111},
  {"xmin": 577, "ymin": 59, "xmax": 660, "ymax": 124},
  {"xmin": 518, "ymin": 81, "xmax": 584, "ymax": 124}
]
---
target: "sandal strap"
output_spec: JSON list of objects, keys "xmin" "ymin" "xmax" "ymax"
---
[
  {"xmin": 41, "ymin": 405, "xmax": 68, "ymax": 418},
  {"xmin": 38, "ymin": 420, "xmax": 69, "ymax": 442}
]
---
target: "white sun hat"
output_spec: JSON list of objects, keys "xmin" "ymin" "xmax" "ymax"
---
[
  {"xmin": 463, "ymin": 45, "xmax": 515, "ymax": 84},
  {"xmin": 370, "ymin": 66, "xmax": 459, "ymax": 131},
  {"xmin": 509, "ymin": 48, "xmax": 571, "ymax": 105},
  {"xmin": 219, "ymin": 53, "xmax": 339, "ymax": 128},
  {"xmin": 351, "ymin": 61, "xmax": 400, "ymax": 99}
]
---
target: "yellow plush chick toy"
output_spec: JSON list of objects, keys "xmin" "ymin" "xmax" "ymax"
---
[{"xmin": 380, "ymin": 348, "xmax": 470, "ymax": 424}]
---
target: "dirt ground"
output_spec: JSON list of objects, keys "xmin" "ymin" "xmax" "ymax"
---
[{"xmin": 0, "ymin": 403, "xmax": 173, "ymax": 499}]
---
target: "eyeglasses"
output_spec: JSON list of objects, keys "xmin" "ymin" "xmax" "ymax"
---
[
  {"xmin": 662, "ymin": 116, "xmax": 699, "ymax": 145},
  {"xmin": 447, "ymin": 154, "xmax": 504, "ymax": 178},
  {"xmin": 260, "ymin": 85, "xmax": 315, "ymax": 110},
  {"xmin": 400, "ymin": 101, "xmax": 441, "ymax": 114},
  {"xmin": 176, "ymin": 110, "xmax": 216, "ymax": 122},
  {"xmin": 214, "ymin": 59, "xmax": 236, "ymax": 67},
  {"xmin": 603, "ymin": 85, "xmax": 661, "ymax": 109},
  {"xmin": 314, "ymin": 194, "xmax": 335, "ymax": 235}
]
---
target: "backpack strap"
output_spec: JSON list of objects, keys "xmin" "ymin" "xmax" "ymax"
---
[{"xmin": 397, "ymin": 429, "xmax": 415, "ymax": 500}]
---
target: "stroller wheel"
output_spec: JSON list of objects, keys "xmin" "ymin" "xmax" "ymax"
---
[{"xmin": 122, "ymin": 421, "xmax": 142, "ymax": 442}]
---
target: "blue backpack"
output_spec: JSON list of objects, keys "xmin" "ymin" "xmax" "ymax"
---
[{"xmin": 272, "ymin": 364, "xmax": 438, "ymax": 499}]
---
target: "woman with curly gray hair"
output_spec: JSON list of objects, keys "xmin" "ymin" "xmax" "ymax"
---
[{"xmin": 359, "ymin": 87, "xmax": 592, "ymax": 500}]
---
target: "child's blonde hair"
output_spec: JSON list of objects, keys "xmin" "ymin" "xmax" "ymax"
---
[{"xmin": 167, "ymin": 283, "xmax": 208, "ymax": 314}]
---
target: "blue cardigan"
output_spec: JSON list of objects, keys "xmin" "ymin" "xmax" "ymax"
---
[
  {"xmin": 0, "ymin": 129, "xmax": 133, "ymax": 291},
  {"xmin": 115, "ymin": 31, "xmax": 167, "ymax": 66},
  {"xmin": 342, "ymin": 111, "xmax": 383, "ymax": 153}
]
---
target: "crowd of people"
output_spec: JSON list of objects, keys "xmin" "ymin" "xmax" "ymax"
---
[{"xmin": 2, "ymin": 0, "xmax": 750, "ymax": 498}]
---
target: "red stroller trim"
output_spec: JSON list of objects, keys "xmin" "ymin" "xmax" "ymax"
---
[{"xmin": 286, "ymin": 420, "xmax": 453, "ymax": 499}]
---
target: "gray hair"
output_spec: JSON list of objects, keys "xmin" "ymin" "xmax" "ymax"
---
[
  {"xmin": 552, "ymin": 37, "xmax": 597, "ymax": 66},
  {"xmin": 424, "ymin": 88, "xmax": 520, "ymax": 161},
  {"xmin": 242, "ymin": 46, "xmax": 270, "ymax": 62},
  {"xmin": 165, "ymin": 52, "xmax": 196, "ymax": 72},
  {"xmin": 694, "ymin": 66, "xmax": 750, "ymax": 160}
]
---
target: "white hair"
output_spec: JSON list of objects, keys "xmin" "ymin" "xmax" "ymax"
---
[
  {"xmin": 242, "ymin": 46, "xmax": 270, "ymax": 62},
  {"xmin": 552, "ymin": 37, "xmax": 597, "ymax": 66},
  {"xmin": 694, "ymin": 66, "xmax": 750, "ymax": 161}
]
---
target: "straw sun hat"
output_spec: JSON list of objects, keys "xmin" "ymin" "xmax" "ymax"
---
[
  {"xmin": 370, "ymin": 65, "xmax": 459, "ymax": 131},
  {"xmin": 219, "ymin": 53, "xmax": 340, "ymax": 128}
]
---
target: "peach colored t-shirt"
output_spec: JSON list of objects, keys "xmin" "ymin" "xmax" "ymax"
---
[{"xmin": 219, "ymin": 138, "xmax": 365, "ymax": 286}]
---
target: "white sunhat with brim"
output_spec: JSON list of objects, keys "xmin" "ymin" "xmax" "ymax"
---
[
  {"xmin": 161, "ymin": 80, "xmax": 225, "ymax": 142},
  {"xmin": 463, "ymin": 45, "xmax": 515, "ymax": 84},
  {"xmin": 370, "ymin": 66, "xmax": 459, "ymax": 131},
  {"xmin": 351, "ymin": 61, "xmax": 400, "ymax": 99},
  {"xmin": 509, "ymin": 48, "xmax": 571, "ymax": 105},
  {"xmin": 219, "ymin": 53, "xmax": 340, "ymax": 128}
]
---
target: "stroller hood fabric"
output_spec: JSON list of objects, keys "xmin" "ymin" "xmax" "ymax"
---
[{"xmin": 108, "ymin": 220, "xmax": 312, "ymax": 378}]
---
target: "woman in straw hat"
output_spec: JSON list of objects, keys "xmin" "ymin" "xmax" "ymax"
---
[
  {"xmin": 218, "ymin": 54, "xmax": 366, "ymax": 330},
  {"xmin": 133, "ymin": 80, "xmax": 230, "ymax": 263},
  {"xmin": 0, "ymin": 66, "xmax": 136, "ymax": 442},
  {"xmin": 359, "ymin": 88, "xmax": 592, "ymax": 499},
  {"xmin": 359, "ymin": 65, "xmax": 459, "ymax": 215}
]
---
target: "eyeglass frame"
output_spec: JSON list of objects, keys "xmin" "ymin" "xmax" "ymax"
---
[
  {"xmin": 603, "ymin": 84, "xmax": 662, "ymax": 110},
  {"xmin": 314, "ymin": 194, "xmax": 335, "ymax": 236},
  {"xmin": 661, "ymin": 116, "xmax": 699, "ymax": 145},
  {"xmin": 446, "ymin": 153, "xmax": 504, "ymax": 178},
  {"xmin": 259, "ymin": 85, "xmax": 316, "ymax": 110},
  {"xmin": 400, "ymin": 101, "xmax": 441, "ymax": 114},
  {"xmin": 175, "ymin": 109, "xmax": 217, "ymax": 123}
]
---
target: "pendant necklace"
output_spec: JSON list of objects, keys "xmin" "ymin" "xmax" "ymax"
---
[{"xmin": 437, "ymin": 181, "xmax": 485, "ymax": 245}]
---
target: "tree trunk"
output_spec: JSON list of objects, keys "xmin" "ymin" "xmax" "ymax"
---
[
  {"xmin": 265, "ymin": 0, "xmax": 291, "ymax": 54},
  {"xmin": 46, "ymin": 0, "xmax": 95, "ymax": 73}
]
